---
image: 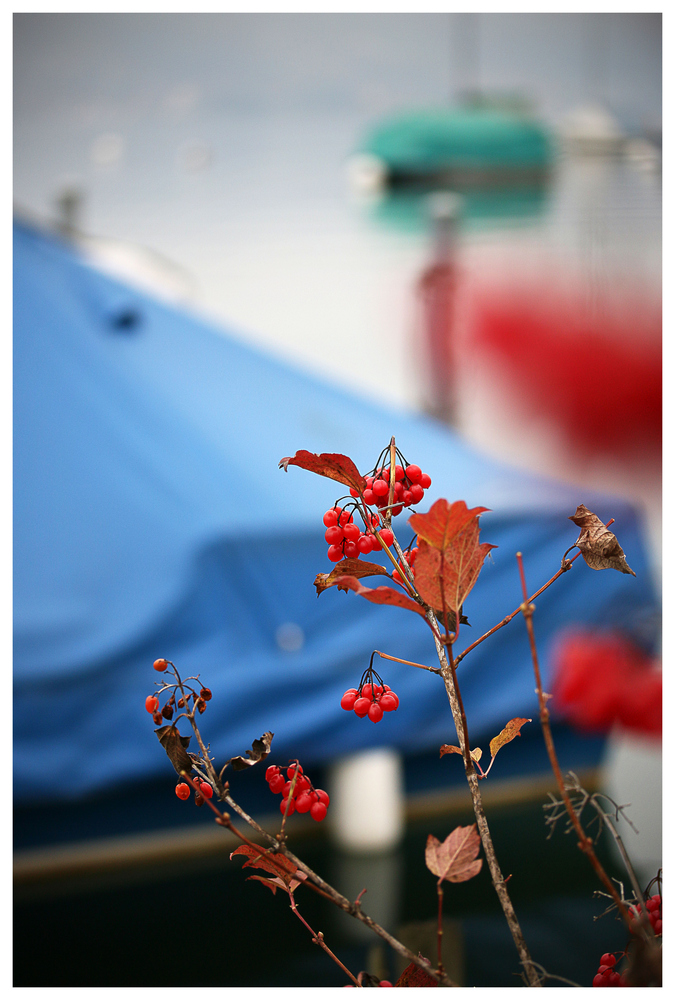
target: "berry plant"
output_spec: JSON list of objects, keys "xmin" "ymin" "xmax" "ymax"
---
[{"xmin": 147, "ymin": 437, "xmax": 661, "ymax": 987}]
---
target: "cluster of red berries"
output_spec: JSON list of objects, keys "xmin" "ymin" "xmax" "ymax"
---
[
  {"xmin": 266, "ymin": 763, "xmax": 329, "ymax": 822},
  {"xmin": 349, "ymin": 450, "xmax": 431, "ymax": 518},
  {"xmin": 323, "ymin": 506, "xmax": 393, "ymax": 563},
  {"xmin": 175, "ymin": 779, "xmax": 214, "ymax": 806},
  {"xmin": 341, "ymin": 659, "xmax": 399, "ymax": 724},
  {"xmin": 592, "ymin": 953, "xmax": 626, "ymax": 988},
  {"xmin": 629, "ymin": 893, "xmax": 662, "ymax": 936}
]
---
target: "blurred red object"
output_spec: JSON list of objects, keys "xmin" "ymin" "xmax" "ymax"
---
[
  {"xmin": 469, "ymin": 285, "xmax": 661, "ymax": 460},
  {"xmin": 552, "ymin": 630, "xmax": 661, "ymax": 738}
]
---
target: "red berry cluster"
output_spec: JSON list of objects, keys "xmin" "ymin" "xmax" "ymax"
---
[
  {"xmin": 266, "ymin": 763, "xmax": 330, "ymax": 822},
  {"xmin": 323, "ymin": 506, "xmax": 394, "ymax": 563},
  {"xmin": 341, "ymin": 657, "xmax": 399, "ymax": 724},
  {"xmin": 349, "ymin": 446, "xmax": 431, "ymax": 518},
  {"xmin": 629, "ymin": 893, "xmax": 662, "ymax": 937},
  {"xmin": 175, "ymin": 779, "xmax": 214, "ymax": 805},
  {"xmin": 592, "ymin": 953, "xmax": 626, "ymax": 987}
]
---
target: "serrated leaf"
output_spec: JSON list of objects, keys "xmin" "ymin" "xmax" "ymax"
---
[
  {"xmin": 569, "ymin": 505, "xmax": 636, "ymax": 576},
  {"xmin": 395, "ymin": 961, "xmax": 439, "ymax": 987},
  {"xmin": 414, "ymin": 529, "xmax": 495, "ymax": 618},
  {"xmin": 489, "ymin": 718, "xmax": 531, "ymax": 759},
  {"xmin": 226, "ymin": 732, "xmax": 274, "ymax": 771},
  {"xmin": 314, "ymin": 558, "xmax": 390, "ymax": 596},
  {"xmin": 230, "ymin": 845, "xmax": 304, "ymax": 891},
  {"xmin": 323, "ymin": 575, "xmax": 428, "ymax": 618},
  {"xmin": 439, "ymin": 744, "xmax": 482, "ymax": 762},
  {"xmin": 409, "ymin": 499, "xmax": 490, "ymax": 552},
  {"xmin": 155, "ymin": 725, "xmax": 193, "ymax": 775},
  {"xmin": 425, "ymin": 825, "xmax": 483, "ymax": 883},
  {"xmin": 278, "ymin": 450, "xmax": 366, "ymax": 493}
]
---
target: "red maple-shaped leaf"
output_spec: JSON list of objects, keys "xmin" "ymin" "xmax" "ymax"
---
[
  {"xmin": 425, "ymin": 824, "xmax": 483, "ymax": 883},
  {"xmin": 414, "ymin": 533, "xmax": 495, "ymax": 618},
  {"xmin": 409, "ymin": 499, "xmax": 489, "ymax": 551},
  {"xmin": 395, "ymin": 962, "xmax": 439, "ymax": 987},
  {"xmin": 325, "ymin": 576, "xmax": 428, "ymax": 619},
  {"xmin": 278, "ymin": 450, "xmax": 366, "ymax": 493}
]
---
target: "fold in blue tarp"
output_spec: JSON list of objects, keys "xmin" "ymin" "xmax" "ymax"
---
[{"xmin": 13, "ymin": 219, "xmax": 658, "ymax": 803}]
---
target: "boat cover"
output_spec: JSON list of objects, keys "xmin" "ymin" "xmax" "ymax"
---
[{"xmin": 13, "ymin": 219, "xmax": 657, "ymax": 803}]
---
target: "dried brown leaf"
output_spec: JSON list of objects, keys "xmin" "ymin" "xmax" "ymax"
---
[
  {"xmin": 314, "ymin": 558, "xmax": 390, "ymax": 596},
  {"xmin": 155, "ymin": 725, "xmax": 193, "ymax": 775},
  {"xmin": 489, "ymin": 718, "xmax": 531, "ymax": 759},
  {"xmin": 278, "ymin": 450, "xmax": 366, "ymax": 493},
  {"xmin": 440, "ymin": 744, "xmax": 483, "ymax": 763},
  {"xmin": 425, "ymin": 825, "xmax": 483, "ymax": 883},
  {"xmin": 569, "ymin": 504, "xmax": 636, "ymax": 576},
  {"xmin": 409, "ymin": 499, "xmax": 490, "ymax": 552},
  {"xmin": 227, "ymin": 732, "xmax": 274, "ymax": 771}
]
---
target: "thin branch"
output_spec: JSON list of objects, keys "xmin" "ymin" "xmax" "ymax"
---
[
  {"xmin": 374, "ymin": 649, "xmax": 441, "ymax": 675},
  {"xmin": 288, "ymin": 891, "xmax": 361, "ymax": 986}
]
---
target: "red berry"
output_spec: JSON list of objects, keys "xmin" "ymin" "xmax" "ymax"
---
[
  {"xmin": 199, "ymin": 782, "xmax": 214, "ymax": 799},
  {"xmin": 325, "ymin": 525, "xmax": 344, "ymax": 544},
  {"xmin": 402, "ymin": 490, "xmax": 413, "ymax": 505},
  {"xmin": 361, "ymin": 683, "xmax": 374, "ymax": 699},
  {"xmin": 358, "ymin": 534, "xmax": 373, "ymax": 554},
  {"xmin": 405, "ymin": 464, "xmax": 422, "ymax": 483},
  {"xmin": 349, "ymin": 487, "xmax": 359, "ymax": 497},
  {"xmin": 654, "ymin": 919, "xmax": 662, "ymax": 934},
  {"xmin": 646, "ymin": 897, "xmax": 659, "ymax": 911},
  {"xmin": 343, "ymin": 522, "xmax": 360, "ymax": 541},
  {"xmin": 266, "ymin": 765, "xmax": 281, "ymax": 782},
  {"xmin": 344, "ymin": 540, "xmax": 360, "ymax": 559},
  {"xmin": 380, "ymin": 693, "xmax": 398, "ymax": 712},
  {"xmin": 175, "ymin": 782, "xmax": 190, "ymax": 800},
  {"xmin": 379, "ymin": 528, "xmax": 394, "ymax": 546},
  {"xmin": 363, "ymin": 489, "xmax": 375, "ymax": 504},
  {"xmin": 341, "ymin": 689, "xmax": 359, "ymax": 711},
  {"xmin": 327, "ymin": 544, "xmax": 343, "ymax": 562},
  {"xmin": 287, "ymin": 764, "xmax": 304, "ymax": 778},
  {"xmin": 315, "ymin": 789, "xmax": 330, "ymax": 806},
  {"xmin": 390, "ymin": 503, "xmax": 403, "ymax": 517},
  {"xmin": 373, "ymin": 478, "xmax": 389, "ymax": 497},
  {"xmin": 338, "ymin": 511, "xmax": 353, "ymax": 526},
  {"xmin": 269, "ymin": 775, "xmax": 285, "ymax": 794},
  {"xmin": 410, "ymin": 484, "xmax": 424, "ymax": 503},
  {"xmin": 295, "ymin": 791, "xmax": 313, "ymax": 813},
  {"xmin": 280, "ymin": 797, "xmax": 296, "ymax": 815},
  {"xmin": 379, "ymin": 982, "xmax": 393, "ymax": 987},
  {"xmin": 310, "ymin": 801, "xmax": 327, "ymax": 822},
  {"xmin": 600, "ymin": 954, "xmax": 616, "ymax": 967},
  {"xmin": 353, "ymin": 697, "xmax": 371, "ymax": 717},
  {"xmin": 420, "ymin": 473, "xmax": 432, "ymax": 489},
  {"xmin": 153, "ymin": 658, "xmax": 168, "ymax": 672},
  {"xmin": 145, "ymin": 695, "xmax": 159, "ymax": 713},
  {"xmin": 368, "ymin": 702, "xmax": 384, "ymax": 723},
  {"xmin": 323, "ymin": 509, "xmax": 339, "ymax": 527},
  {"xmin": 370, "ymin": 536, "xmax": 382, "ymax": 551},
  {"xmin": 394, "ymin": 465, "xmax": 404, "ymax": 481}
]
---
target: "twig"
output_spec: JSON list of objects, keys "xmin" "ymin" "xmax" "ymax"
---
[
  {"xmin": 288, "ymin": 891, "xmax": 361, "ymax": 986},
  {"xmin": 515, "ymin": 552, "xmax": 644, "ymax": 939},
  {"xmin": 374, "ymin": 649, "xmax": 441, "ymax": 675}
]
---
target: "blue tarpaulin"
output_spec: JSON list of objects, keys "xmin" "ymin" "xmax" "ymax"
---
[{"xmin": 13, "ymin": 219, "xmax": 657, "ymax": 804}]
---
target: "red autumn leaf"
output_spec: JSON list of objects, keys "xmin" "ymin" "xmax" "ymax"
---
[
  {"xmin": 230, "ymin": 845, "xmax": 304, "ymax": 890},
  {"xmin": 278, "ymin": 450, "xmax": 366, "ymax": 493},
  {"xmin": 246, "ymin": 872, "xmax": 306, "ymax": 895},
  {"xmin": 325, "ymin": 576, "xmax": 428, "ymax": 619},
  {"xmin": 425, "ymin": 824, "xmax": 483, "ymax": 883},
  {"xmin": 409, "ymin": 499, "xmax": 489, "ymax": 552},
  {"xmin": 488, "ymin": 718, "xmax": 531, "ymax": 759},
  {"xmin": 414, "ymin": 530, "xmax": 495, "ymax": 618},
  {"xmin": 314, "ymin": 558, "xmax": 390, "ymax": 596},
  {"xmin": 395, "ymin": 962, "xmax": 439, "ymax": 987}
]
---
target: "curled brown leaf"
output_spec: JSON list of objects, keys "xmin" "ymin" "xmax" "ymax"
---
[
  {"xmin": 488, "ymin": 718, "xmax": 531, "ymax": 759},
  {"xmin": 569, "ymin": 504, "xmax": 636, "ymax": 576},
  {"xmin": 440, "ymin": 744, "xmax": 483, "ymax": 763},
  {"xmin": 225, "ymin": 732, "xmax": 274, "ymax": 772},
  {"xmin": 155, "ymin": 725, "xmax": 193, "ymax": 775}
]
